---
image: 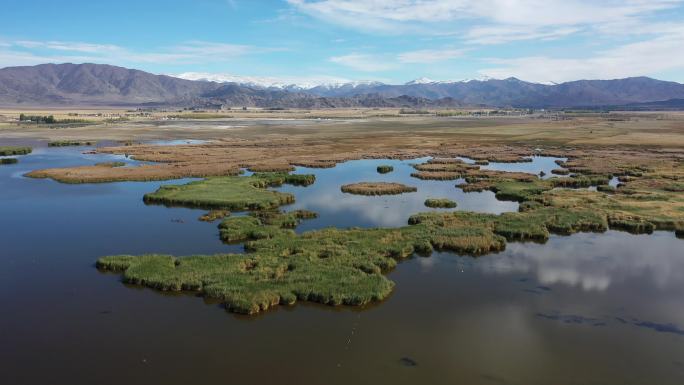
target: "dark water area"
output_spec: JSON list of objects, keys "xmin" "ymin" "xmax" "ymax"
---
[{"xmin": 2, "ymin": 143, "xmax": 684, "ymax": 385}]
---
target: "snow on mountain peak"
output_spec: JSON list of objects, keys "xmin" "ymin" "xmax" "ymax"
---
[
  {"xmin": 174, "ymin": 72, "xmax": 512, "ymax": 90},
  {"xmin": 405, "ymin": 77, "xmax": 436, "ymax": 85},
  {"xmin": 173, "ymin": 72, "xmax": 382, "ymax": 90}
]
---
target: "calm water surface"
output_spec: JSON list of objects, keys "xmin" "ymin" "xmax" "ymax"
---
[{"xmin": 1, "ymin": 143, "xmax": 683, "ymax": 385}]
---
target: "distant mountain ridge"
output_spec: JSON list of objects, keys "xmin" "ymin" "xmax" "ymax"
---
[{"xmin": 1, "ymin": 63, "xmax": 684, "ymax": 108}]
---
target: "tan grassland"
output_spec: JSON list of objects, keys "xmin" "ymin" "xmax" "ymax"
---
[{"xmin": 2, "ymin": 109, "xmax": 682, "ymax": 183}]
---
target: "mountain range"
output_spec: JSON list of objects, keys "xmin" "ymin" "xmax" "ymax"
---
[{"xmin": 2, "ymin": 63, "xmax": 684, "ymax": 109}]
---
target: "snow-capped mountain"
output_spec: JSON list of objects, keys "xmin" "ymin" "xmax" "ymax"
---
[
  {"xmin": 405, "ymin": 77, "xmax": 437, "ymax": 85},
  {"xmin": 174, "ymin": 72, "xmax": 382, "ymax": 91},
  {"xmin": 6, "ymin": 64, "xmax": 681, "ymax": 108}
]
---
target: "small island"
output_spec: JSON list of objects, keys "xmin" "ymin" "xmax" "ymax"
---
[
  {"xmin": 341, "ymin": 182, "xmax": 417, "ymax": 195},
  {"xmin": 376, "ymin": 165, "xmax": 394, "ymax": 174},
  {"xmin": 424, "ymin": 198, "xmax": 457, "ymax": 208}
]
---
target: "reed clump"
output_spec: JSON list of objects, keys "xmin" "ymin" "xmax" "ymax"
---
[
  {"xmin": 0, "ymin": 146, "xmax": 32, "ymax": 156},
  {"xmin": 199, "ymin": 210, "xmax": 231, "ymax": 222},
  {"xmin": 607, "ymin": 215, "xmax": 655, "ymax": 234},
  {"xmin": 424, "ymin": 198, "xmax": 457, "ymax": 208},
  {"xmin": 411, "ymin": 171, "xmax": 462, "ymax": 180},
  {"xmin": 48, "ymin": 140, "xmax": 95, "ymax": 147},
  {"xmin": 1, "ymin": 158, "xmax": 18, "ymax": 165},
  {"xmin": 551, "ymin": 175, "xmax": 611, "ymax": 188},
  {"xmin": 144, "ymin": 173, "xmax": 314, "ymax": 210},
  {"xmin": 341, "ymin": 182, "xmax": 417, "ymax": 195},
  {"xmin": 219, "ymin": 210, "xmax": 316, "ymax": 243},
  {"xmin": 96, "ymin": 161, "xmax": 126, "ymax": 167},
  {"xmin": 596, "ymin": 184, "xmax": 616, "ymax": 193},
  {"xmin": 551, "ymin": 168, "xmax": 570, "ymax": 175},
  {"xmin": 377, "ymin": 165, "xmax": 394, "ymax": 174}
]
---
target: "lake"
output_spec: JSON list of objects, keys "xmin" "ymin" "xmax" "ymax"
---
[{"xmin": 1, "ymin": 142, "xmax": 683, "ymax": 385}]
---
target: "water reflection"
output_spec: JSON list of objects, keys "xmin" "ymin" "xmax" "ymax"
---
[
  {"xmin": 278, "ymin": 158, "xmax": 518, "ymax": 229},
  {"xmin": 473, "ymin": 231, "xmax": 684, "ymax": 292}
]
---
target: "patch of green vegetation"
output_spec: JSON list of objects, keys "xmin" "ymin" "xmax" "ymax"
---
[
  {"xmin": 490, "ymin": 180, "xmax": 553, "ymax": 202},
  {"xmin": 19, "ymin": 114, "xmax": 57, "ymax": 124},
  {"xmin": 218, "ymin": 216, "xmax": 282, "ymax": 243},
  {"xmin": 596, "ymin": 184, "xmax": 616, "ymax": 193},
  {"xmin": 99, "ymin": 205, "xmax": 617, "ymax": 314},
  {"xmin": 199, "ymin": 210, "xmax": 231, "ymax": 222},
  {"xmin": 409, "ymin": 207, "xmax": 607, "ymax": 243},
  {"xmin": 540, "ymin": 188, "xmax": 683, "ymax": 234},
  {"xmin": 19, "ymin": 114, "xmax": 89, "ymax": 124},
  {"xmin": 144, "ymin": 173, "xmax": 314, "ymax": 210},
  {"xmin": 96, "ymin": 161, "xmax": 126, "ymax": 168},
  {"xmin": 424, "ymin": 198, "xmax": 457, "ymax": 208},
  {"xmin": 0, "ymin": 158, "xmax": 18, "ymax": 165},
  {"xmin": 664, "ymin": 183, "xmax": 684, "ymax": 192},
  {"xmin": 219, "ymin": 210, "xmax": 317, "ymax": 243},
  {"xmin": 0, "ymin": 146, "xmax": 32, "ymax": 156},
  {"xmin": 607, "ymin": 215, "xmax": 655, "ymax": 234},
  {"xmin": 377, "ymin": 165, "xmax": 394, "ymax": 174},
  {"xmin": 48, "ymin": 140, "xmax": 96, "ymax": 147},
  {"xmin": 551, "ymin": 175, "xmax": 610, "ymax": 188}
]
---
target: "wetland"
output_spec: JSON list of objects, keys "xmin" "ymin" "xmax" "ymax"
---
[{"xmin": 2, "ymin": 111, "xmax": 684, "ymax": 384}]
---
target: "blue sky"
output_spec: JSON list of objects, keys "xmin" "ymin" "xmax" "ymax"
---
[{"xmin": 2, "ymin": 0, "xmax": 684, "ymax": 85}]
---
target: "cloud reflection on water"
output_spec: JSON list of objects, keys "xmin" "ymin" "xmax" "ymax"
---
[{"xmin": 475, "ymin": 231, "xmax": 684, "ymax": 292}]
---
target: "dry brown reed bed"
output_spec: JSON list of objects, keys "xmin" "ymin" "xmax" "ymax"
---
[{"xmin": 341, "ymin": 182, "xmax": 417, "ymax": 195}]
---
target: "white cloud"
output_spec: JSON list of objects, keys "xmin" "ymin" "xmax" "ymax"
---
[
  {"xmin": 465, "ymin": 26, "xmax": 581, "ymax": 45},
  {"xmin": 398, "ymin": 48, "xmax": 465, "ymax": 63},
  {"xmin": 14, "ymin": 40, "xmax": 122, "ymax": 53},
  {"xmin": 0, "ymin": 39, "xmax": 271, "ymax": 69},
  {"xmin": 478, "ymin": 27, "xmax": 684, "ymax": 83},
  {"xmin": 329, "ymin": 53, "xmax": 395, "ymax": 71},
  {"xmin": 288, "ymin": 0, "xmax": 683, "ymax": 44},
  {"xmin": 289, "ymin": 0, "xmax": 680, "ymax": 26}
]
